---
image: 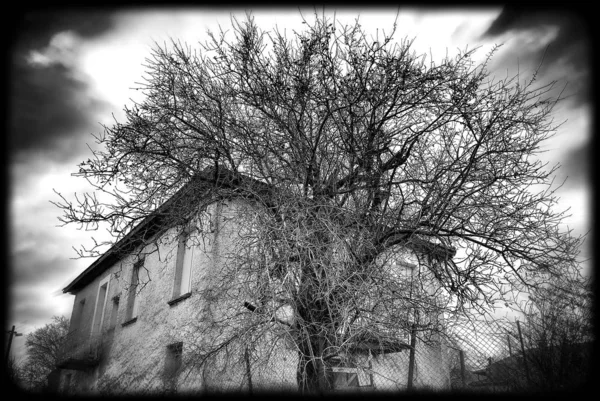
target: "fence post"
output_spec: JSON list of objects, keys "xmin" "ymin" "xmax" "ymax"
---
[
  {"xmin": 459, "ymin": 350, "xmax": 466, "ymax": 388},
  {"xmin": 244, "ymin": 347, "xmax": 253, "ymax": 393},
  {"xmin": 407, "ymin": 324, "xmax": 417, "ymax": 391},
  {"xmin": 507, "ymin": 333, "xmax": 512, "ymax": 356},
  {"xmin": 368, "ymin": 356, "xmax": 374, "ymax": 387},
  {"xmin": 516, "ymin": 321, "xmax": 532, "ymax": 387}
]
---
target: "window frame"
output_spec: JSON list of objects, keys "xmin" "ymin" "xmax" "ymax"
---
[
  {"xmin": 90, "ymin": 275, "xmax": 111, "ymax": 338},
  {"xmin": 170, "ymin": 228, "xmax": 194, "ymax": 303},
  {"xmin": 124, "ymin": 258, "xmax": 144, "ymax": 324},
  {"xmin": 330, "ymin": 357, "xmax": 374, "ymax": 390},
  {"xmin": 331, "ymin": 366, "xmax": 361, "ymax": 389},
  {"xmin": 108, "ymin": 295, "xmax": 120, "ymax": 330}
]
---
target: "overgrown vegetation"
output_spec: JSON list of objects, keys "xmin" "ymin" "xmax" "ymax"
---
[{"xmin": 19, "ymin": 316, "xmax": 69, "ymax": 392}]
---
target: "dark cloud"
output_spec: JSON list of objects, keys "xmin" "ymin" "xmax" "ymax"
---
[
  {"xmin": 559, "ymin": 142, "xmax": 590, "ymax": 189},
  {"xmin": 9, "ymin": 10, "xmax": 118, "ymax": 164},
  {"xmin": 483, "ymin": 6, "xmax": 591, "ymax": 108},
  {"xmin": 9, "ymin": 61, "xmax": 110, "ymax": 164},
  {"xmin": 12, "ymin": 10, "xmax": 118, "ymax": 52},
  {"xmin": 11, "ymin": 248, "xmax": 74, "ymax": 285}
]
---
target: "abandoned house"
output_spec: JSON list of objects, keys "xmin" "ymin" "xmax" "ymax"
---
[{"xmin": 55, "ymin": 168, "xmax": 456, "ymax": 394}]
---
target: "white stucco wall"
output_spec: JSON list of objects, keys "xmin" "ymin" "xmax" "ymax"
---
[{"xmin": 58, "ymin": 199, "xmax": 451, "ymax": 394}]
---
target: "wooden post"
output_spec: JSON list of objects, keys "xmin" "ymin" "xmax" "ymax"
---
[
  {"xmin": 459, "ymin": 350, "xmax": 466, "ymax": 387},
  {"xmin": 368, "ymin": 358, "xmax": 374, "ymax": 387},
  {"xmin": 244, "ymin": 347, "xmax": 253, "ymax": 393},
  {"xmin": 507, "ymin": 333, "xmax": 512, "ymax": 356},
  {"xmin": 488, "ymin": 357, "xmax": 494, "ymax": 391},
  {"xmin": 516, "ymin": 321, "xmax": 531, "ymax": 386},
  {"xmin": 407, "ymin": 324, "xmax": 417, "ymax": 391}
]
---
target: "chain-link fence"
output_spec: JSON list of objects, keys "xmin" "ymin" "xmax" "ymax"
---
[
  {"xmin": 190, "ymin": 332, "xmax": 454, "ymax": 393},
  {"xmin": 443, "ymin": 317, "xmax": 591, "ymax": 392},
  {"xmin": 173, "ymin": 319, "xmax": 525, "ymax": 393},
  {"xmin": 190, "ymin": 317, "xmax": 591, "ymax": 393},
  {"xmin": 444, "ymin": 318, "xmax": 526, "ymax": 392},
  {"xmin": 60, "ymin": 315, "xmax": 591, "ymax": 394}
]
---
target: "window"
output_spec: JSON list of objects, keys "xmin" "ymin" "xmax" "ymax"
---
[
  {"xmin": 70, "ymin": 299, "xmax": 85, "ymax": 333},
  {"xmin": 91, "ymin": 275, "xmax": 110, "ymax": 337},
  {"xmin": 172, "ymin": 230, "xmax": 194, "ymax": 300},
  {"xmin": 332, "ymin": 366, "xmax": 360, "ymax": 389},
  {"xmin": 164, "ymin": 342, "xmax": 183, "ymax": 392},
  {"xmin": 63, "ymin": 373, "xmax": 72, "ymax": 394},
  {"xmin": 108, "ymin": 295, "xmax": 120, "ymax": 330},
  {"xmin": 125, "ymin": 259, "xmax": 143, "ymax": 323},
  {"xmin": 330, "ymin": 358, "xmax": 373, "ymax": 390}
]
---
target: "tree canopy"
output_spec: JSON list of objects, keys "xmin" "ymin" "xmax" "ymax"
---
[
  {"xmin": 55, "ymin": 14, "xmax": 585, "ymax": 392},
  {"xmin": 19, "ymin": 316, "xmax": 69, "ymax": 391}
]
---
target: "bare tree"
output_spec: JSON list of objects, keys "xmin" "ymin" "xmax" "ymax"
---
[
  {"xmin": 20, "ymin": 316, "xmax": 69, "ymax": 392},
  {"xmin": 54, "ymin": 14, "xmax": 584, "ymax": 392},
  {"xmin": 516, "ymin": 275, "xmax": 593, "ymax": 390}
]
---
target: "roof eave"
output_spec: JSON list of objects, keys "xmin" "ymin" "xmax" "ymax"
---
[{"xmin": 61, "ymin": 168, "xmax": 264, "ymax": 294}]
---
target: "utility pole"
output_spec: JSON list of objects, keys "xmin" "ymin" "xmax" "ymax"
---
[{"xmin": 5, "ymin": 325, "xmax": 23, "ymax": 364}]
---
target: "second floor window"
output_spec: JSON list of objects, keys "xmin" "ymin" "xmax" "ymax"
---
[
  {"xmin": 109, "ymin": 295, "xmax": 120, "ymax": 330},
  {"xmin": 126, "ymin": 258, "xmax": 144, "ymax": 321},
  {"xmin": 172, "ymin": 229, "xmax": 194, "ymax": 299},
  {"xmin": 91, "ymin": 275, "xmax": 110, "ymax": 336},
  {"xmin": 70, "ymin": 298, "xmax": 85, "ymax": 333}
]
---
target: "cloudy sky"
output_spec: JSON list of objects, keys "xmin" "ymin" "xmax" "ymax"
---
[{"xmin": 7, "ymin": 6, "xmax": 591, "ymax": 362}]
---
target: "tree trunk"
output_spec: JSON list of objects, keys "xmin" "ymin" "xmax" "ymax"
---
[
  {"xmin": 296, "ymin": 333, "xmax": 333, "ymax": 393},
  {"xmin": 295, "ymin": 280, "xmax": 333, "ymax": 393}
]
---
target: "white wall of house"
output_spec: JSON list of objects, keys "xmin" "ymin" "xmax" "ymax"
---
[{"xmin": 58, "ymin": 199, "xmax": 451, "ymax": 394}]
